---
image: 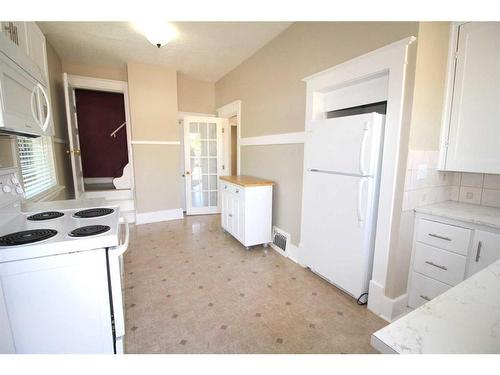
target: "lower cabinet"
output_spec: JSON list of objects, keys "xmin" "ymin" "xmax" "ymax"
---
[
  {"xmin": 220, "ymin": 180, "xmax": 272, "ymax": 248},
  {"xmin": 407, "ymin": 215, "xmax": 500, "ymax": 309}
]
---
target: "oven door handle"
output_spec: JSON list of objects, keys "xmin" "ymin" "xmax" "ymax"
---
[{"xmin": 116, "ymin": 216, "xmax": 129, "ymax": 255}]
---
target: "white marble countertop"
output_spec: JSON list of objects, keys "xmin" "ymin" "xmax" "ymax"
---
[
  {"xmin": 371, "ymin": 259, "xmax": 500, "ymax": 354},
  {"xmin": 415, "ymin": 201, "xmax": 500, "ymax": 229}
]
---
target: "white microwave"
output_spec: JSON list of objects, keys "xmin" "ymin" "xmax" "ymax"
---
[{"xmin": 0, "ymin": 50, "xmax": 52, "ymax": 138}]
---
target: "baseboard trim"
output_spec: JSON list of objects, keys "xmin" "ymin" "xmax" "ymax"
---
[
  {"xmin": 136, "ymin": 208, "xmax": 184, "ymax": 225},
  {"xmin": 270, "ymin": 242, "xmax": 301, "ymax": 265},
  {"xmin": 367, "ymin": 280, "xmax": 409, "ymax": 322}
]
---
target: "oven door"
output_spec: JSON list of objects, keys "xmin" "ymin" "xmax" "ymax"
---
[
  {"xmin": 108, "ymin": 217, "xmax": 130, "ymax": 354},
  {"xmin": 0, "ymin": 52, "xmax": 51, "ymax": 137}
]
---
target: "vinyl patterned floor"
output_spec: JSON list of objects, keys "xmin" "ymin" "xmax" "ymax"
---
[{"xmin": 123, "ymin": 214, "xmax": 386, "ymax": 353}]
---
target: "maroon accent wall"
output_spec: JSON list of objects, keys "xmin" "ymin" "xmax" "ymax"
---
[{"xmin": 74, "ymin": 89, "xmax": 128, "ymax": 178}]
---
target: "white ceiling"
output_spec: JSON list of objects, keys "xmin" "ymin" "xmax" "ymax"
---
[{"xmin": 38, "ymin": 22, "xmax": 292, "ymax": 82}]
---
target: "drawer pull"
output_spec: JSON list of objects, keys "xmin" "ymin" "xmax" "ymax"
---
[
  {"xmin": 425, "ymin": 260, "xmax": 448, "ymax": 271},
  {"xmin": 428, "ymin": 233, "xmax": 452, "ymax": 241},
  {"xmin": 235, "ymin": 189, "xmax": 239, "ymax": 193},
  {"xmin": 475, "ymin": 241, "xmax": 482, "ymax": 262},
  {"xmin": 228, "ymin": 214, "xmax": 232, "ymax": 217},
  {"xmin": 420, "ymin": 295, "xmax": 431, "ymax": 302}
]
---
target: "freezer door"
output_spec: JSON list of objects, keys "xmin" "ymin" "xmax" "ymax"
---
[
  {"xmin": 301, "ymin": 171, "xmax": 376, "ymax": 299},
  {"xmin": 305, "ymin": 113, "xmax": 384, "ymax": 176}
]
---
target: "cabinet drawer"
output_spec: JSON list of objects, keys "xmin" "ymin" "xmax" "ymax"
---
[
  {"xmin": 413, "ymin": 242, "xmax": 466, "ymax": 286},
  {"xmin": 408, "ymin": 272, "xmax": 451, "ymax": 309},
  {"xmin": 416, "ymin": 219, "xmax": 471, "ymax": 255}
]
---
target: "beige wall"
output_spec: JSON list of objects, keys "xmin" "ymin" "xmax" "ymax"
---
[
  {"xmin": 177, "ymin": 73, "xmax": 215, "ymax": 114},
  {"xmin": 62, "ymin": 61, "xmax": 128, "ymax": 81},
  {"xmin": 127, "ymin": 62, "xmax": 182, "ymax": 213},
  {"xmin": 215, "ymin": 22, "xmax": 420, "ymax": 246},
  {"xmin": 241, "ymin": 144, "xmax": 304, "ymax": 244},
  {"xmin": 409, "ymin": 22, "xmax": 450, "ymax": 151}
]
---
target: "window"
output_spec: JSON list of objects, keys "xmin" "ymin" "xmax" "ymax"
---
[{"xmin": 17, "ymin": 136, "xmax": 57, "ymax": 199}]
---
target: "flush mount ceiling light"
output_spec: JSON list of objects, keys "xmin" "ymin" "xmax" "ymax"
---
[{"xmin": 132, "ymin": 21, "xmax": 178, "ymax": 48}]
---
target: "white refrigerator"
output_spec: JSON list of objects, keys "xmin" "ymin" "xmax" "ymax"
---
[{"xmin": 301, "ymin": 113, "xmax": 385, "ymax": 301}]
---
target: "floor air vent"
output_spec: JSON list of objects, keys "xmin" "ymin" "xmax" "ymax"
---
[{"xmin": 271, "ymin": 226, "xmax": 290, "ymax": 254}]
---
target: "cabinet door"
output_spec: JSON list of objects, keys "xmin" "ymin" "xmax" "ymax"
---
[
  {"xmin": 467, "ymin": 230, "xmax": 500, "ymax": 277},
  {"xmin": 27, "ymin": 22, "xmax": 48, "ymax": 85},
  {"xmin": 221, "ymin": 189, "xmax": 227, "ymax": 230},
  {"xmin": 0, "ymin": 22, "xmax": 29, "ymax": 55},
  {"xmin": 445, "ymin": 22, "xmax": 500, "ymax": 173}
]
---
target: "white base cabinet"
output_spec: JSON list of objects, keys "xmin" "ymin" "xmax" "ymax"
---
[
  {"xmin": 407, "ymin": 211, "xmax": 500, "ymax": 309},
  {"xmin": 220, "ymin": 177, "xmax": 273, "ymax": 248}
]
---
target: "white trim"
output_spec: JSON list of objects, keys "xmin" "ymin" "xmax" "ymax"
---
[
  {"xmin": 65, "ymin": 74, "xmax": 135, "ymax": 192},
  {"xmin": 29, "ymin": 184, "xmax": 65, "ymax": 203},
  {"xmin": 240, "ymin": 132, "xmax": 305, "ymax": 146},
  {"xmin": 136, "ymin": 208, "xmax": 184, "ymax": 225},
  {"xmin": 131, "ymin": 140, "xmax": 181, "ymax": 145},
  {"xmin": 217, "ymin": 100, "xmax": 241, "ymax": 175},
  {"xmin": 300, "ymin": 36, "xmax": 417, "ymax": 320},
  {"xmin": 438, "ymin": 22, "xmax": 466, "ymax": 170},
  {"xmin": 367, "ymin": 280, "xmax": 409, "ymax": 322},
  {"xmin": 67, "ymin": 74, "xmax": 127, "ymax": 93},
  {"xmin": 178, "ymin": 111, "xmax": 215, "ymax": 119}
]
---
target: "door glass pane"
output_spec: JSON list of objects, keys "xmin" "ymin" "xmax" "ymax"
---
[
  {"xmin": 208, "ymin": 123, "xmax": 216, "ymax": 139},
  {"xmin": 188, "ymin": 120, "xmax": 218, "ymax": 209},
  {"xmin": 210, "ymin": 192, "xmax": 218, "ymax": 207},
  {"xmin": 192, "ymin": 192, "xmax": 208, "ymax": 207},
  {"xmin": 209, "ymin": 158, "xmax": 217, "ymax": 174},
  {"xmin": 209, "ymin": 141, "xmax": 217, "ymax": 156}
]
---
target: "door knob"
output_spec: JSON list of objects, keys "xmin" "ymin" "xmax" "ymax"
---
[
  {"xmin": 74, "ymin": 149, "xmax": 81, "ymax": 155},
  {"xmin": 66, "ymin": 150, "xmax": 70, "ymax": 154}
]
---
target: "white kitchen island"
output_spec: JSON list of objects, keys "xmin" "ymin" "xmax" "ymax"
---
[{"xmin": 371, "ymin": 258, "xmax": 500, "ymax": 354}]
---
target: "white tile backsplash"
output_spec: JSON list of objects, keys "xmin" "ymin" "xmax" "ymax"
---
[
  {"xmin": 458, "ymin": 186, "xmax": 482, "ymax": 204},
  {"xmin": 459, "ymin": 173, "xmax": 484, "ymax": 188},
  {"xmin": 402, "ymin": 150, "xmax": 500, "ymax": 211}
]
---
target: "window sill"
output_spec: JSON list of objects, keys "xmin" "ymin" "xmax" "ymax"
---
[{"xmin": 28, "ymin": 185, "xmax": 66, "ymax": 203}]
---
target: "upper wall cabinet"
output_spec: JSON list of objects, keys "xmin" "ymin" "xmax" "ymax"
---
[
  {"xmin": 0, "ymin": 22, "xmax": 48, "ymax": 85},
  {"xmin": 439, "ymin": 22, "xmax": 500, "ymax": 174}
]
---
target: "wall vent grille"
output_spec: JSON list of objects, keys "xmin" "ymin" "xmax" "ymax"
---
[{"xmin": 271, "ymin": 226, "xmax": 290, "ymax": 254}]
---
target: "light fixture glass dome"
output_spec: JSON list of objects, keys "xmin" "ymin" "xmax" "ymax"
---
[{"xmin": 132, "ymin": 21, "xmax": 178, "ymax": 48}]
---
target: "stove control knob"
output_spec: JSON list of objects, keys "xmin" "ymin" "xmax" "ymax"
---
[
  {"xmin": 11, "ymin": 176, "xmax": 19, "ymax": 185},
  {"xmin": 16, "ymin": 187, "xmax": 24, "ymax": 194},
  {"xmin": 3, "ymin": 185, "xmax": 12, "ymax": 193}
]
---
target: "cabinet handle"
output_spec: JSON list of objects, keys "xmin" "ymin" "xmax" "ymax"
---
[
  {"xmin": 425, "ymin": 260, "xmax": 448, "ymax": 271},
  {"xmin": 224, "ymin": 185, "xmax": 227, "ymax": 189},
  {"xmin": 235, "ymin": 189, "xmax": 239, "ymax": 194},
  {"xmin": 428, "ymin": 233, "xmax": 452, "ymax": 241},
  {"xmin": 475, "ymin": 241, "xmax": 482, "ymax": 262},
  {"xmin": 228, "ymin": 214, "xmax": 232, "ymax": 217},
  {"xmin": 420, "ymin": 295, "xmax": 431, "ymax": 302}
]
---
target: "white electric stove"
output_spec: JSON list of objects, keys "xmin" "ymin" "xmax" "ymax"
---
[{"xmin": 0, "ymin": 169, "xmax": 129, "ymax": 354}]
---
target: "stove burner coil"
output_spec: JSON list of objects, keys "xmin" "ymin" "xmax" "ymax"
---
[
  {"xmin": 27, "ymin": 211, "xmax": 64, "ymax": 221},
  {"xmin": 73, "ymin": 208, "xmax": 114, "ymax": 219},
  {"xmin": 69, "ymin": 225, "xmax": 111, "ymax": 237},
  {"xmin": 0, "ymin": 229, "xmax": 58, "ymax": 246}
]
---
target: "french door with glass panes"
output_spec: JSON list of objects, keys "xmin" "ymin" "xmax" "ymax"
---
[{"xmin": 183, "ymin": 116, "xmax": 226, "ymax": 215}]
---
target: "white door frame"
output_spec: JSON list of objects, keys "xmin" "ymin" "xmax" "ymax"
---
[
  {"xmin": 301, "ymin": 36, "xmax": 417, "ymax": 322},
  {"xmin": 216, "ymin": 100, "xmax": 241, "ymax": 175},
  {"xmin": 65, "ymin": 74, "xmax": 135, "ymax": 192}
]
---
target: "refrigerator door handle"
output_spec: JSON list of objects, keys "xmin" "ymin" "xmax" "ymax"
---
[
  {"xmin": 357, "ymin": 177, "xmax": 367, "ymax": 227},
  {"xmin": 359, "ymin": 122, "xmax": 370, "ymax": 176}
]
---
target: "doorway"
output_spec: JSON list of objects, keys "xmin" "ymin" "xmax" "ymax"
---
[
  {"xmin": 182, "ymin": 116, "xmax": 227, "ymax": 215},
  {"xmin": 73, "ymin": 89, "xmax": 128, "ymax": 191},
  {"xmin": 63, "ymin": 74, "xmax": 134, "ymax": 207}
]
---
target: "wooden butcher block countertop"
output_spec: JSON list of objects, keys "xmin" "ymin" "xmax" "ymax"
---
[{"xmin": 219, "ymin": 175, "xmax": 274, "ymax": 187}]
